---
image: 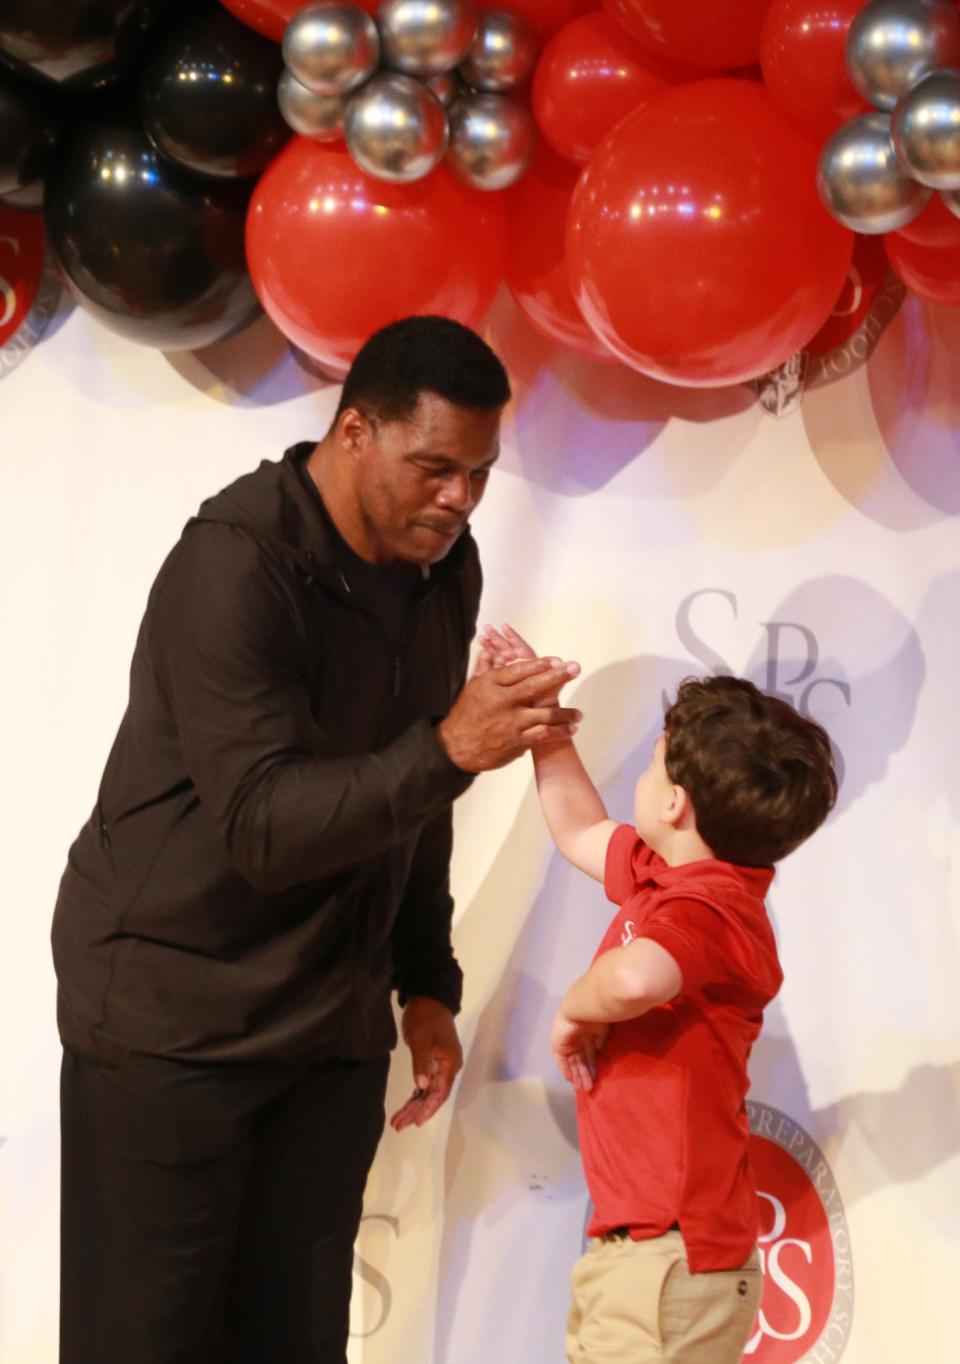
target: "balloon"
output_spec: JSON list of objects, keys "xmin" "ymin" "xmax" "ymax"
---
[
  {"xmin": 0, "ymin": 72, "xmax": 58, "ymax": 198},
  {"xmin": 447, "ymin": 93, "xmax": 537, "ymax": 189},
  {"xmin": 891, "ymin": 69, "xmax": 960, "ymax": 190},
  {"xmin": 425, "ymin": 70, "xmax": 465, "ymax": 106},
  {"xmin": 566, "ymin": 80, "xmax": 854, "ymax": 386},
  {"xmin": 459, "ymin": 10, "xmax": 538, "ymax": 91},
  {"xmin": 818, "ymin": 113, "xmax": 930, "ymax": 234},
  {"xmin": 140, "ymin": 10, "xmax": 288, "ymax": 180},
  {"xmin": 505, "ymin": 144, "xmax": 611, "ymax": 358},
  {"xmin": 478, "ymin": 0, "xmax": 594, "ymax": 42},
  {"xmin": 893, "ymin": 191, "xmax": 960, "ymax": 245},
  {"xmin": 845, "ymin": 0, "xmax": 960, "ymax": 112},
  {"xmin": 45, "ymin": 122, "xmax": 259, "ymax": 349},
  {"xmin": 344, "ymin": 73, "xmax": 447, "ymax": 182},
  {"xmin": 885, "ymin": 231, "xmax": 960, "ymax": 304},
  {"xmin": 220, "ymin": 0, "xmax": 380, "ymax": 44},
  {"xmin": 803, "ymin": 234, "xmax": 890, "ymax": 357},
  {"xmin": 0, "ymin": 0, "xmax": 188, "ymax": 89},
  {"xmin": 0, "ymin": 203, "xmax": 45, "ymax": 345},
  {"xmin": 283, "ymin": 5, "xmax": 380, "ymax": 95},
  {"xmin": 601, "ymin": 0, "xmax": 771, "ymax": 70},
  {"xmin": 760, "ymin": 0, "xmax": 869, "ymax": 141},
  {"xmin": 278, "ymin": 69, "xmax": 347, "ymax": 138},
  {"xmin": 532, "ymin": 11, "xmax": 699, "ymax": 166},
  {"xmin": 247, "ymin": 139, "xmax": 507, "ymax": 368},
  {"xmin": 377, "ymin": 0, "xmax": 477, "ymax": 77}
]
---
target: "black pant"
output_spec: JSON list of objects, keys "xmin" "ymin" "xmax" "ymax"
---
[{"xmin": 60, "ymin": 1047, "xmax": 390, "ymax": 1364}]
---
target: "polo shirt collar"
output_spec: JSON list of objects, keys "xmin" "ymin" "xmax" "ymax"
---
[{"xmin": 638, "ymin": 846, "xmax": 775, "ymax": 898}]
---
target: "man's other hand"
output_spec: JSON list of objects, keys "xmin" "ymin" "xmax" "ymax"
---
[{"xmin": 390, "ymin": 997, "xmax": 463, "ymax": 1132}]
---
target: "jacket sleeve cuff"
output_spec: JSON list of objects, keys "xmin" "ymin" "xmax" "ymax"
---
[{"xmin": 395, "ymin": 967, "xmax": 464, "ymax": 1018}]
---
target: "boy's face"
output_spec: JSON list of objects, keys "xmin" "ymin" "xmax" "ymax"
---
[{"xmin": 633, "ymin": 733, "xmax": 678, "ymax": 846}]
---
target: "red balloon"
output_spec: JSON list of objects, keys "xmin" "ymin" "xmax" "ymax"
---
[
  {"xmin": 479, "ymin": 0, "xmax": 595, "ymax": 42},
  {"xmin": 566, "ymin": 80, "xmax": 854, "ymax": 386},
  {"xmin": 804, "ymin": 234, "xmax": 889, "ymax": 358},
  {"xmin": 219, "ymin": 0, "xmax": 378, "ymax": 42},
  {"xmin": 506, "ymin": 144, "xmax": 613, "ymax": 358},
  {"xmin": 0, "ymin": 204, "xmax": 44, "ymax": 348},
  {"xmin": 760, "ymin": 0, "xmax": 869, "ymax": 141},
  {"xmin": 602, "ymin": 0, "xmax": 771, "ymax": 70},
  {"xmin": 247, "ymin": 140, "xmax": 507, "ymax": 369},
  {"xmin": 533, "ymin": 10, "xmax": 701, "ymax": 164},
  {"xmin": 885, "ymin": 234, "xmax": 960, "ymax": 307},
  {"xmin": 892, "ymin": 193, "xmax": 960, "ymax": 249}
]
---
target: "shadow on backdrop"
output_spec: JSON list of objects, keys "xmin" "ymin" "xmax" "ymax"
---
[
  {"xmin": 486, "ymin": 290, "xmax": 760, "ymax": 498},
  {"xmin": 165, "ymin": 311, "xmax": 335, "ymax": 407},
  {"xmin": 803, "ymin": 295, "xmax": 960, "ymax": 530}
]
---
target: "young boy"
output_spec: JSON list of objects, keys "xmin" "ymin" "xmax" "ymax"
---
[{"xmin": 478, "ymin": 626, "xmax": 838, "ymax": 1364}]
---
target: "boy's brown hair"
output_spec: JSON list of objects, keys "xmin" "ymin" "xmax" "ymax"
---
[{"xmin": 664, "ymin": 676, "xmax": 838, "ymax": 867}]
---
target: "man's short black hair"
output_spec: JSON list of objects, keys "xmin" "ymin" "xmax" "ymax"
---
[{"xmin": 335, "ymin": 315, "xmax": 511, "ymax": 424}]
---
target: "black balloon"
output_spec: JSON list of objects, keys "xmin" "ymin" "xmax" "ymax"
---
[
  {"xmin": 140, "ymin": 10, "xmax": 288, "ymax": 180},
  {"xmin": 0, "ymin": 72, "xmax": 59, "ymax": 198},
  {"xmin": 0, "ymin": 0, "xmax": 192, "ymax": 90},
  {"xmin": 45, "ymin": 122, "xmax": 260, "ymax": 350}
]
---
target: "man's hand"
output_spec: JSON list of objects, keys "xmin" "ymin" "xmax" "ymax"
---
[
  {"xmin": 551, "ymin": 1010, "xmax": 608, "ymax": 1094},
  {"xmin": 438, "ymin": 655, "xmax": 581, "ymax": 772},
  {"xmin": 389, "ymin": 997, "xmax": 463, "ymax": 1132}
]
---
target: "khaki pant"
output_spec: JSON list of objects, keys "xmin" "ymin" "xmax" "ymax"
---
[{"xmin": 566, "ymin": 1230, "xmax": 762, "ymax": 1363}]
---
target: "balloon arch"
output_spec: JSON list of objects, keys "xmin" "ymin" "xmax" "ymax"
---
[{"xmin": 2, "ymin": 0, "xmax": 960, "ymax": 382}]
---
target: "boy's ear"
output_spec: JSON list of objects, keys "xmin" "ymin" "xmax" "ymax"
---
[{"xmin": 663, "ymin": 784, "xmax": 692, "ymax": 828}]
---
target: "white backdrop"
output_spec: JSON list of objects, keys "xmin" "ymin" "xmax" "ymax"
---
[{"xmin": 1, "ymin": 274, "xmax": 958, "ymax": 1364}]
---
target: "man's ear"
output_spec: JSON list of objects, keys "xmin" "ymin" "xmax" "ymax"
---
[{"xmin": 336, "ymin": 406, "xmax": 374, "ymax": 456}]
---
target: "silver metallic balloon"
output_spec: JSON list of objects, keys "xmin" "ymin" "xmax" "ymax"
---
[
  {"xmin": 377, "ymin": 0, "xmax": 477, "ymax": 76},
  {"xmin": 344, "ymin": 72, "xmax": 447, "ymax": 181},
  {"xmin": 283, "ymin": 4, "xmax": 380, "ymax": 97},
  {"xmin": 458, "ymin": 9, "xmax": 537, "ymax": 92},
  {"xmin": 446, "ymin": 92, "xmax": 536, "ymax": 190},
  {"xmin": 845, "ymin": 0, "xmax": 960, "ymax": 112},
  {"xmin": 891, "ymin": 68, "xmax": 960, "ymax": 189},
  {"xmin": 278, "ymin": 69, "xmax": 347, "ymax": 141},
  {"xmin": 425, "ymin": 70, "xmax": 465, "ymax": 107},
  {"xmin": 818, "ymin": 112, "xmax": 931, "ymax": 232}
]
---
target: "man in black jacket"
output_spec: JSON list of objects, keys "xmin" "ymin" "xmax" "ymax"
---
[{"xmin": 52, "ymin": 316, "xmax": 581, "ymax": 1364}]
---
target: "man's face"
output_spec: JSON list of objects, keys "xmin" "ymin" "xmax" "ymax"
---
[{"xmin": 350, "ymin": 391, "xmax": 501, "ymax": 564}]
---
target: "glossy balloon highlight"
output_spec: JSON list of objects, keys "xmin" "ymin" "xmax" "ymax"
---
[{"xmin": 45, "ymin": 122, "xmax": 259, "ymax": 350}]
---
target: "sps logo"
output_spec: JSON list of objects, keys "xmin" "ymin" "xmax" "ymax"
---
[
  {"xmin": 673, "ymin": 589, "xmax": 851, "ymax": 779},
  {"xmin": 744, "ymin": 1103, "xmax": 854, "ymax": 1364},
  {"xmin": 0, "ymin": 204, "xmax": 60, "ymax": 377}
]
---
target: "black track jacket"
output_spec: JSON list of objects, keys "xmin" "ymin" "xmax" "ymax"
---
[{"xmin": 52, "ymin": 444, "xmax": 479, "ymax": 1064}]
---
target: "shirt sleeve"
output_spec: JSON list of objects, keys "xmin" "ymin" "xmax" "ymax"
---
[
  {"xmin": 390, "ymin": 807, "xmax": 463, "ymax": 1016},
  {"xmin": 147, "ymin": 521, "xmax": 473, "ymax": 894},
  {"xmin": 638, "ymin": 895, "xmax": 773, "ymax": 996},
  {"xmin": 604, "ymin": 823, "xmax": 643, "ymax": 906}
]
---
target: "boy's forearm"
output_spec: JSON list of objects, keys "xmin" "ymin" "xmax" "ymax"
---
[
  {"xmin": 532, "ymin": 740, "xmax": 608, "ymax": 853},
  {"xmin": 561, "ymin": 953, "xmax": 649, "ymax": 1024}
]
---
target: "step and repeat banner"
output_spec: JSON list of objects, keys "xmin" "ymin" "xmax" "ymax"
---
[{"xmin": 1, "ymin": 241, "xmax": 958, "ymax": 1363}]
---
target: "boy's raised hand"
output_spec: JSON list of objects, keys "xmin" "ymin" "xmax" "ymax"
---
[{"xmin": 476, "ymin": 623, "xmax": 537, "ymax": 674}]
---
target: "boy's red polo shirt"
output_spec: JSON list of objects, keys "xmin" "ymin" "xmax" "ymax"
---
[{"xmin": 577, "ymin": 823, "xmax": 782, "ymax": 1272}]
